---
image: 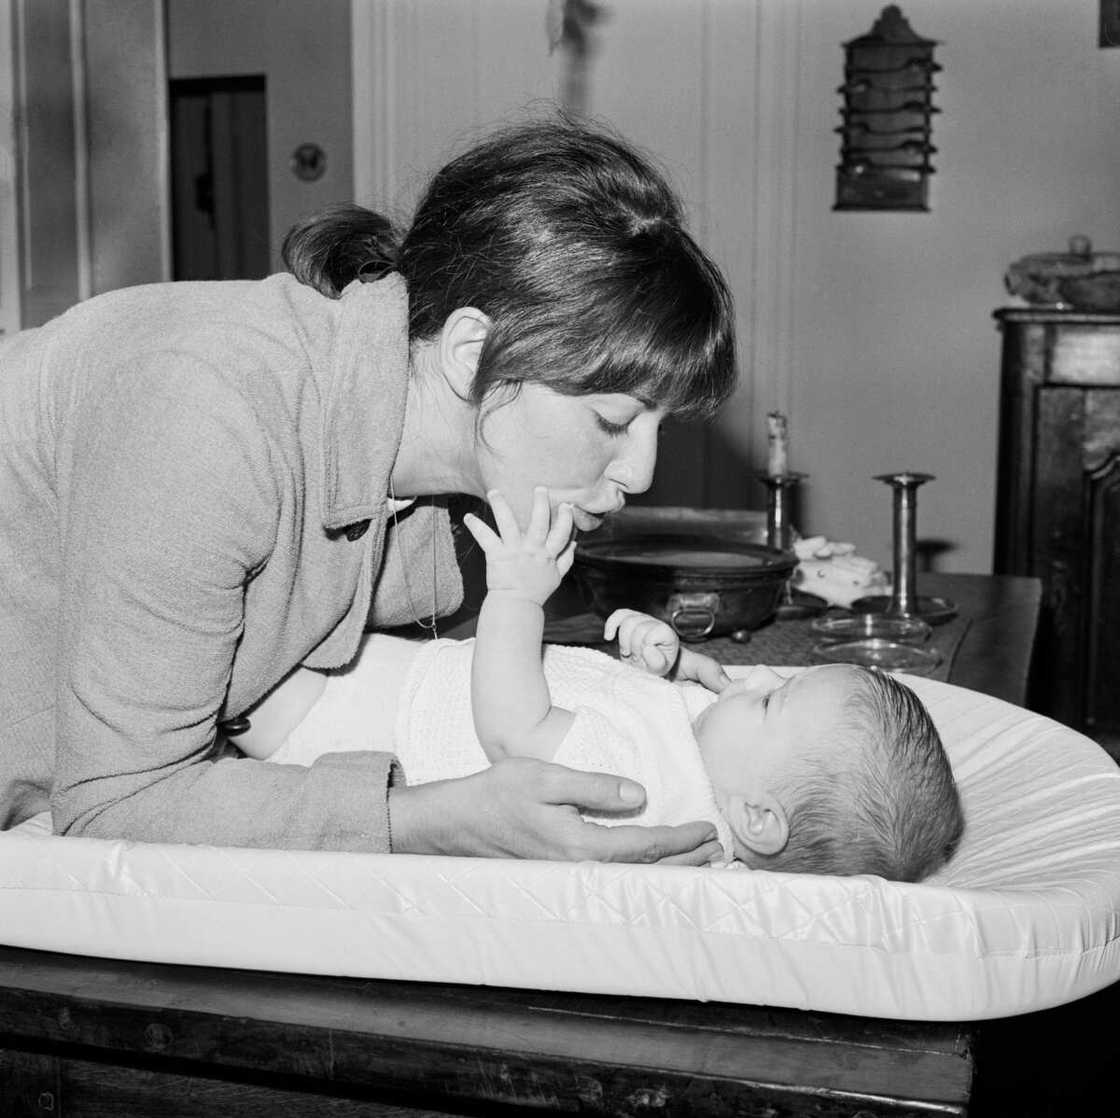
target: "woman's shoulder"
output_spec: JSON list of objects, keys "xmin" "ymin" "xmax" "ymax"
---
[{"xmin": 20, "ymin": 277, "xmax": 315, "ymax": 393}]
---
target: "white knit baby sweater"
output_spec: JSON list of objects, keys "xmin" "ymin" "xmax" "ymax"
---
[{"xmin": 275, "ymin": 636, "xmax": 736, "ymax": 859}]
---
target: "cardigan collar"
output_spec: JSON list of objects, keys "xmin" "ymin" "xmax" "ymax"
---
[{"xmin": 316, "ymin": 273, "xmax": 410, "ymax": 533}]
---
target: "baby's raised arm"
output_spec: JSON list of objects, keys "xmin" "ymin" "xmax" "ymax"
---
[{"xmin": 462, "ymin": 488, "xmax": 577, "ymax": 762}]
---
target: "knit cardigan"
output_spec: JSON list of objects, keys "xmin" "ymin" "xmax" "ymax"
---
[{"xmin": 0, "ymin": 273, "xmax": 461, "ymax": 849}]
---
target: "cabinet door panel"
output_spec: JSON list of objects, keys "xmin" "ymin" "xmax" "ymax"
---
[
  {"xmin": 995, "ymin": 312, "xmax": 1120, "ymax": 741},
  {"xmin": 1033, "ymin": 388, "xmax": 1089, "ymax": 728},
  {"xmin": 1085, "ymin": 396, "xmax": 1120, "ymax": 736}
]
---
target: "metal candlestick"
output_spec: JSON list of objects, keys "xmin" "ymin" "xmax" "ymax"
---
[
  {"xmin": 756, "ymin": 471, "xmax": 824, "ymax": 624},
  {"xmin": 852, "ymin": 471, "xmax": 957, "ymax": 624},
  {"xmin": 759, "ymin": 471, "xmax": 805, "ymax": 551}
]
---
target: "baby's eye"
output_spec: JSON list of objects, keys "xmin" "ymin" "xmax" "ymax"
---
[{"xmin": 595, "ymin": 414, "xmax": 631, "ymax": 437}]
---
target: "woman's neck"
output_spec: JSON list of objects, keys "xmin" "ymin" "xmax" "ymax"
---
[{"xmin": 390, "ymin": 347, "xmax": 482, "ymax": 500}]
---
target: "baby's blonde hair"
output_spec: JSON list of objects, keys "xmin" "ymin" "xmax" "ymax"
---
[{"xmin": 748, "ymin": 668, "xmax": 964, "ymax": 882}]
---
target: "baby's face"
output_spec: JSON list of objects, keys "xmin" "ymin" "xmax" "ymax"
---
[{"xmin": 693, "ymin": 664, "xmax": 857, "ymax": 806}]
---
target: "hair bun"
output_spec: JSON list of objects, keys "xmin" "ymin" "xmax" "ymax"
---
[{"xmin": 282, "ymin": 203, "xmax": 400, "ymax": 298}]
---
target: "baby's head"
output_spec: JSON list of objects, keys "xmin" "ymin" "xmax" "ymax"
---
[{"xmin": 693, "ymin": 664, "xmax": 963, "ymax": 881}]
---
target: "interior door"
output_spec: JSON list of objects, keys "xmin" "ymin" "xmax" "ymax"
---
[{"xmin": 169, "ymin": 75, "xmax": 270, "ymax": 281}]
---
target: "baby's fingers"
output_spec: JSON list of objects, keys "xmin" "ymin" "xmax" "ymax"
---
[
  {"xmin": 486, "ymin": 489, "xmax": 522, "ymax": 544},
  {"xmin": 603, "ymin": 608, "xmax": 645, "ymax": 646},
  {"xmin": 619, "ymin": 618, "xmax": 662, "ymax": 665},
  {"xmin": 556, "ymin": 538, "xmax": 577, "ymax": 578},
  {"xmin": 525, "ymin": 486, "xmax": 552, "ymax": 544},
  {"xmin": 634, "ymin": 621, "xmax": 677, "ymax": 671},
  {"xmin": 545, "ymin": 502, "xmax": 575, "ymax": 555},
  {"xmin": 462, "ymin": 511, "xmax": 502, "ymax": 553}
]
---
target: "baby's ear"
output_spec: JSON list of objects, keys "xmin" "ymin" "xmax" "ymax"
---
[{"xmin": 726, "ymin": 793, "xmax": 790, "ymax": 857}]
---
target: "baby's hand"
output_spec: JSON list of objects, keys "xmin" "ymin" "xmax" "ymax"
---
[
  {"xmin": 604, "ymin": 609, "xmax": 680, "ymax": 676},
  {"xmin": 463, "ymin": 487, "xmax": 576, "ymax": 606}
]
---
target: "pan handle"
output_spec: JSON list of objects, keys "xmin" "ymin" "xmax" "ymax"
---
[{"xmin": 668, "ymin": 592, "xmax": 719, "ymax": 641}]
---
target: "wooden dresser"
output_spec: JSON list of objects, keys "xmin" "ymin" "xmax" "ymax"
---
[{"xmin": 993, "ymin": 308, "xmax": 1120, "ymax": 751}]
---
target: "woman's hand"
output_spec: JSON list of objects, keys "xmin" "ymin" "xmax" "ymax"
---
[
  {"xmin": 464, "ymin": 487, "xmax": 575, "ymax": 606},
  {"xmin": 388, "ymin": 758, "xmax": 724, "ymax": 866}
]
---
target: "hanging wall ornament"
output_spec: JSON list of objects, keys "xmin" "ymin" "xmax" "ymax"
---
[
  {"xmin": 546, "ymin": 0, "xmax": 607, "ymax": 117},
  {"xmin": 835, "ymin": 5, "xmax": 940, "ymax": 212}
]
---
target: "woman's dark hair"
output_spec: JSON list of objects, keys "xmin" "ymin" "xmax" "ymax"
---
[{"xmin": 282, "ymin": 117, "xmax": 736, "ymax": 420}]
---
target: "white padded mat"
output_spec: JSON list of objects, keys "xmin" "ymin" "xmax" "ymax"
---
[{"xmin": 2, "ymin": 672, "xmax": 1119, "ymax": 1022}]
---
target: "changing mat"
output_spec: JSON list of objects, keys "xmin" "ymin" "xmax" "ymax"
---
[{"xmin": 2, "ymin": 672, "xmax": 1119, "ymax": 1022}]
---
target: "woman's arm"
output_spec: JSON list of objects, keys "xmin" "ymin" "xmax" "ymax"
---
[
  {"xmin": 51, "ymin": 349, "xmax": 393, "ymax": 850},
  {"xmin": 463, "ymin": 488, "xmax": 575, "ymax": 761}
]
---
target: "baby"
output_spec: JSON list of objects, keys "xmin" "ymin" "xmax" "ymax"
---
[{"xmin": 236, "ymin": 489, "xmax": 964, "ymax": 880}]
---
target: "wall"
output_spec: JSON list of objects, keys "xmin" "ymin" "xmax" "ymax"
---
[
  {"xmin": 353, "ymin": 0, "xmax": 786, "ymax": 512},
  {"xmin": 8, "ymin": 0, "xmax": 81, "ymax": 326},
  {"xmin": 1, "ymin": 0, "xmax": 167, "ymax": 328},
  {"xmin": 0, "ymin": 0, "xmax": 20, "ymax": 335},
  {"xmin": 354, "ymin": 0, "xmax": 1120, "ymax": 574},
  {"xmin": 166, "ymin": 0, "xmax": 352, "ymax": 271},
  {"xmin": 787, "ymin": 0, "xmax": 1120, "ymax": 572},
  {"xmin": 84, "ymin": 0, "xmax": 169, "ymax": 296}
]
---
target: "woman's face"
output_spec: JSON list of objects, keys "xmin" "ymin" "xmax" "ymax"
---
[{"xmin": 473, "ymin": 385, "xmax": 666, "ymax": 530}]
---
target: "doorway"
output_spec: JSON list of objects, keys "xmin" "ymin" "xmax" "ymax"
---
[{"xmin": 169, "ymin": 75, "xmax": 270, "ymax": 281}]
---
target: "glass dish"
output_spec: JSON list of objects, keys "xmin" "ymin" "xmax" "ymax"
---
[
  {"xmin": 811, "ymin": 612, "xmax": 931, "ymax": 645},
  {"xmin": 810, "ymin": 638, "xmax": 942, "ymax": 676}
]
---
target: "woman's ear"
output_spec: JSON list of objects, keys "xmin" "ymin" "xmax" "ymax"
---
[
  {"xmin": 725, "ymin": 793, "xmax": 790, "ymax": 857},
  {"xmin": 438, "ymin": 307, "xmax": 491, "ymax": 400}
]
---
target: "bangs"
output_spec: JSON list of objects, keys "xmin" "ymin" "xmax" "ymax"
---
[
  {"xmin": 566, "ymin": 303, "xmax": 736, "ymax": 421},
  {"xmin": 477, "ymin": 245, "xmax": 737, "ymax": 420}
]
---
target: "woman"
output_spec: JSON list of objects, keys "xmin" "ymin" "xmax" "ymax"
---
[{"xmin": 0, "ymin": 116, "xmax": 736, "ymax": 862}]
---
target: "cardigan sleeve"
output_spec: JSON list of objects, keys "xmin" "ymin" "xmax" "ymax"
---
[{"xmin": 51, "ymin": 351, "xmax": 395, "ymax": 851}]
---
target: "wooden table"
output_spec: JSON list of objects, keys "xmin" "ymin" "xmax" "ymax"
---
[{"xmin": 0, "ymin": 574, "xmax": 1042, "ymax": 1118}]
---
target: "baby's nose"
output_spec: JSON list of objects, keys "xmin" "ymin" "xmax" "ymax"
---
[{"xmin": 740, "ymin": 665, "xmax": 785, "ymax": 694}]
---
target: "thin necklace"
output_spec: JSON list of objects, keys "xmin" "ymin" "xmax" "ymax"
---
[{"xmin": 387, "ymin": 480, "xmax": 439, "ymax": 639}]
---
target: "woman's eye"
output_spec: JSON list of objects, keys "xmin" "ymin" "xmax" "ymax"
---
[{"xmin": 594, "ymin": 415, "xmax": 631, "ymax": 437}]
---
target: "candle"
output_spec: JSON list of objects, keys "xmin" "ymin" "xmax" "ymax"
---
[{"xmin": 767, "ymin": 411, "xmax": 790, "ymax": 476}]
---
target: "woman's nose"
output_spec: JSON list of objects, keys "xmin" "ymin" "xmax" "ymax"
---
[{"xmin": 609, "ymin": 424, "xmax": 659, "ymax": 494}]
